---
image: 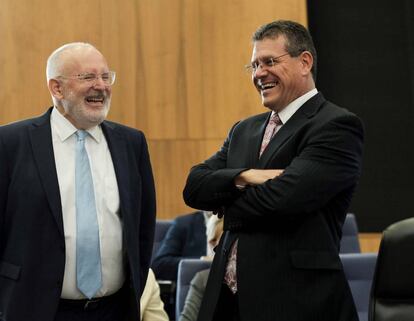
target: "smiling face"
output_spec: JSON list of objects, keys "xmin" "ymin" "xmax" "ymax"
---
[
  {"xmin": 251, "ymin": 36, "xmax": 314, "ymax": 112},
  {"xmin": 49, "ymin": 46, "xmax": 112, "ymax": 129}
]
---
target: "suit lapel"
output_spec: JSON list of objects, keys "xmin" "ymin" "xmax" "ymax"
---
[
  {"xmin": 247, "ymin": 113, "xmax": 269, "ymax": 167},
  {"xmin": 101, "ymin": 122, "xmax": 131, "ymax": 219},
  {"xmin": 29, "ymin": 108, "xmax": 64, "ymax": 236},
  {"xmin": 258, "ymin": 92, "xmax": 326, "ymax": 166}
]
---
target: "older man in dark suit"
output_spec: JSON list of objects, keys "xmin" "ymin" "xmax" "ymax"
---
[
  {"xmin": 183, "ymin": 20, "xmax": 363, "ymax": 321},
  {"xmin": 0, "ymin": 43, "xmax": 156, "ymax": 321}
]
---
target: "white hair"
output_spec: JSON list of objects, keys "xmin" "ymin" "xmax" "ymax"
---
[{"xmin": 46, "ymin": 42, "xmax": 97, "ymax": 81}]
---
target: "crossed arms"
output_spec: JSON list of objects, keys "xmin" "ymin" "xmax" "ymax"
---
[{"xmin": 183, "ymin": 113, "xmax": 364, "ymax": 224}]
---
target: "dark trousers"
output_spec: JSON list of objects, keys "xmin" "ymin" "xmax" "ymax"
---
[
  {"xmin": 212, "ymin": 284, "xmax": 241, "ymax": 321},
  {"xmin": 54, "ymin": 288, "xmax": 128, "ymax": 321}
]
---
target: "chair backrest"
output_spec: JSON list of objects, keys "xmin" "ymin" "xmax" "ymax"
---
[
  {"xmin": 176, "ymin": 259, "xmax": 212, "ymax": 321},
  {"xmin": 340, "ymin": 213, "xmax": 361, "ymax": 253},
  {"xmin": 340, "ymin": 253, "xmax": 377, "ymax": 321},
  {"xmin": 152, "ymin": 220, "xmax": 173, "ymax": 261},
  {"xmin": 369, "ymin": 218, "xmax": 414, "ymax": 321}
]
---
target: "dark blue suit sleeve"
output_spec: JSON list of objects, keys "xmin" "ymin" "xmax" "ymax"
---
[
  {"xmin": 151, "ymin": 219, "xmax": 187, "ymax": 281},
  {"xmin": 0, "ymin": 135, "xmax": 8, "ymax": 249},
  {"xmin": 137, "ymin": 132, "xmax": 157, "ymax": 295},
  {"xmin": 183, "ymin": 123, "xmax": 246, "ymax": 210}
]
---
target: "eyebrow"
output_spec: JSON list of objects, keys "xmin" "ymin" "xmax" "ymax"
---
[{"xmin": 251, "ymin": 55, "xmax": 277, "ymax": 62}]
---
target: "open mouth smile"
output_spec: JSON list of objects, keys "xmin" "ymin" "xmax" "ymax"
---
[
  {"xmin": 259, "ymin": 81, "xmax": 279, "ymax": 92},
  {"xmin": 85, "ymin": 95, "xmax": 105, "ymax": 105}
]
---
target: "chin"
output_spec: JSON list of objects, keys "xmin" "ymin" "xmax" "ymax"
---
[
  {"xmin": 89, "ymin": 112, "xmax": 107, "ymax": 125},
  {"xmin": 87, "ymin": 104, "xmax": 109, "ymax": 120},
  {"xmin": 262, "ymin": 98, "xmax": 276, "ymax": 109},
  {"xmin": 75, "ymin": 111, "xmax": 107, "ymax": 128}
]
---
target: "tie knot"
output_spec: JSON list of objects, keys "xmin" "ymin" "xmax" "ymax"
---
[
  {"xmin": 76, "ymin": 130, "xmax": 88, "ymax": 141},
  {"xmin": 269, "ymin": 113, "xmax": 282, "ymax": 126}
]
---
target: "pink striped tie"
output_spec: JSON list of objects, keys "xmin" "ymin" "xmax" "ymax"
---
[{"xmin": 259, "ymin": 112, "xmax": 282, "ymax": 157}]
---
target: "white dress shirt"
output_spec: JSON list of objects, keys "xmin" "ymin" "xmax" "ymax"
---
[
  {"xmin": 274, "ymin": 88, "xmax": 318, "ymax": 130},
  {"xmin": 51, "ymin": 107, "xmax": 125, "ymax": 299}
]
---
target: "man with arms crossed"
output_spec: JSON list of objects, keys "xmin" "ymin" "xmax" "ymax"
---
[
  {"xmin": 183, "ymin": 20, "xmax": 363, "ymax": 321},
  {"xmin": 0, "ymin": 43, "xmax": 156, "ymax": 321}
]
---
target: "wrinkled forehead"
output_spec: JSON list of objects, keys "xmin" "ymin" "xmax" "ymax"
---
[
  {"xmin": 251, "ymin": 35, "xmax": 288, "ymax": 61},
  {"xmin": 60, "ymin": 47, "xmax": 109, "ymax": 74}
]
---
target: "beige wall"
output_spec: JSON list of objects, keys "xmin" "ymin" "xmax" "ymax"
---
[{"xmin": 0, "ymin": 0, "xmax": 307, "ymax": 219}]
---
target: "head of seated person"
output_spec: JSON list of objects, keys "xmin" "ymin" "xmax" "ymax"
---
[{"xmin": 201, "ymin": 215, "xmax": 224, "ymax": 260}]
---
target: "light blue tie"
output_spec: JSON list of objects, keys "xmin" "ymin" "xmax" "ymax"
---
[{"xmin": 75, "ymin": 130, "xmax": 102, "ymax": 299}]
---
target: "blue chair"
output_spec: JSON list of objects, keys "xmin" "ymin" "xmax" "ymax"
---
[
  {"xmin": 340, "ymin": 213, "xmax": 361, "ymax": 253},
  {"xmin": 176, "ymin": 254, "xmax": 376, "ymax": 321},
  {"xmin": 340, "ymin": 253, "xmax": 377, "ymax": 321},
  {"xmin": 176, "ymin": 258, "xmax": 212, "ymax": 321},
  {"xmin": 152, "ymin": 220, "xmax": 173, "ymax": 261}
]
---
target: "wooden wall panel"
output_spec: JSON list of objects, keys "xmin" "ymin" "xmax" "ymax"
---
[
  {"xmin": 134, "ymin": 0, "xmax": 308, "ymax": 139},
  {"xmin": 359, "ymin": 233, "xmax": 382, "ymax": 253},
  {"xmin": 0, "ymin": 0, "xmax": 307, "ymax": 219},
  {"xmin": 148, "ymin": 139, "xmax": 224, "ymax": 219}
]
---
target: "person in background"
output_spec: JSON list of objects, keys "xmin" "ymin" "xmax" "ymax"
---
[
  {"xmin": 152, "ymin": 211, "xmax": 211, "ymax": 281},
  {"xmin": 183, "ymin": 20, "xmax": 363, "ymax": 321},
  {"xmin": 0, "ymin": 42, "xmax": 156, "ymax": 321},
  {"xmin": 140, "ymin": 269, "xmax": 169, "ymax": 321},
  {"xmin": 179, "ymin": 216, "xmax": 224, "ymax": 321}
]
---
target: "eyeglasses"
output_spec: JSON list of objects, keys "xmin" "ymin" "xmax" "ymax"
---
[
  {"xmin": 245, "ymin": 53, "xmax": 290, "ymax": 74},
  {"xmin": 58, "ymin": 71, "xmax": 116, "ymax": 86}
]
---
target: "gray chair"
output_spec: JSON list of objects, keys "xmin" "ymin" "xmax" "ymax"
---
[
  {"xmin": 340, "ymin": 213, "xmax": 361, "ymax": 253},
  {"xmin": 340, "ymin": 253, "xmax": 377, "ymax": 321},
  {"xmin": 369, "ymin": 218, "xmax": 414, "ymax": 321},
  {"xmin": 152, "ymin": 220, "xmax": 173, "ymax": 261},
  {"xmin": 176, "ymin": 258, "xmax": 212, "ymax": 321}
]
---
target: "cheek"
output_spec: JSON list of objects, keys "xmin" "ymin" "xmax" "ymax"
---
[
  {"xmin": 253, "ymin": 78, "xmax": 260, "ymax": 90},
  {"xmin": 69, "ymin": 89, "xmax": 86, "ymax": 99}
]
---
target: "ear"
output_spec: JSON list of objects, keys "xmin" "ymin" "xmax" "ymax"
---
[
  {"xmin": 48, "ymin": 79, "xmax": 64, "ymax": 100},
  {"xmin": 299, "ymin": 51, "xmax": 313, "ymax": 76}
]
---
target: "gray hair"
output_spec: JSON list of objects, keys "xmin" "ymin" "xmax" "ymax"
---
[{"xmin": 46, "ymin": 42, "xmax": 97, "ymax": 81}]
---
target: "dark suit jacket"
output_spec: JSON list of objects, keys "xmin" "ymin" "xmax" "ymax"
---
[
  {"xmin": 0, "ymin": 108, "xmax": 156, "ymax": 321},
  {"xmin": 183, "ymin": 93, "xmax": 364, "ymax": 321},
  {"xmin": 152, "ymin": 211, "xmax": 206, "ymax": 281}
]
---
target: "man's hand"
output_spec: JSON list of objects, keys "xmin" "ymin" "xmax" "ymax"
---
[
  {"xmin": 234, "ymin": 169, "xmax": 284, "ymax": 187},
  {"xmin": 213, "ymin": 206, "xmax": 226, "ymax": 218}
]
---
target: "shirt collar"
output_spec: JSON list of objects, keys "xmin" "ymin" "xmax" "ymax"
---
[
  {"xmin": 51, "ymin": 107, "xmax": 102, "ymax": 143},
  {"xmin": 275, "ymin": 88, "xmax": 318, "ymax": 125}
]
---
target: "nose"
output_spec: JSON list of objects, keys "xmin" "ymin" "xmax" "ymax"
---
[
  {"xmin": 93, "ymin": 76, "xmax": 107, "ymax": 89},
  {"xmin": 253, "ymin": 64, "xmax": 268, "ymax": 79}
]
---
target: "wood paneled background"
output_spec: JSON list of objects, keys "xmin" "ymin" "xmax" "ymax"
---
[{"xmin": 0, "ymin": 0, "xmax": 307, "ymax": 219}]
